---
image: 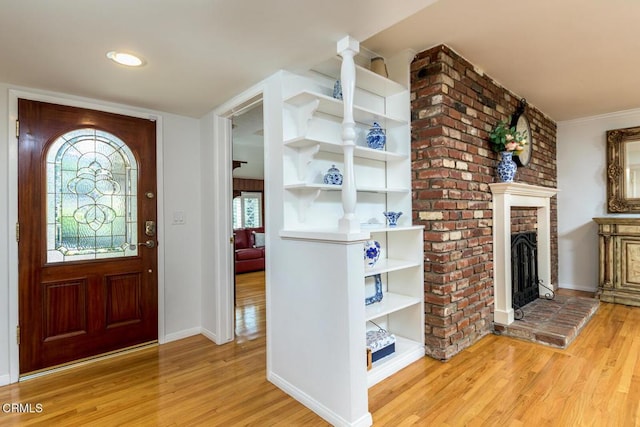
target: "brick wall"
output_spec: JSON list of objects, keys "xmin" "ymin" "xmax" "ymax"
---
[{"xmin": 411, "ymin": 45, "xmax": 558, "ymax": 360}]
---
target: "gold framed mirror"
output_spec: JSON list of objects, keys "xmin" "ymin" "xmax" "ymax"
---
[{"xmin": 607, "ymin": 125, "xmax": 640, "ymax": 212}]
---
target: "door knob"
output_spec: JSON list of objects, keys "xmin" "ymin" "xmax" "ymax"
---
[{"xmin": 138, "ymin": 240, "xmax": 156, "ymax": 248}]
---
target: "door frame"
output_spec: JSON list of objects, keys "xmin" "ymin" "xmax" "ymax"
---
[
  {"xmin": 7, "ymin": 89, "xmax": 165, "ymax": 382},
  {"xmin": 208, "ymin": 80, "xmax": 268, "ymax": 346}
]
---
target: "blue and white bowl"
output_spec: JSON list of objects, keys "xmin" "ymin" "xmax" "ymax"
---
[
  {"xmin": 383, "ymin": 211, "xmax": 402, "ymax": 227},
  {"xmin": 364, "ymin": 240, "xmax": 381, "ymax": 268}
]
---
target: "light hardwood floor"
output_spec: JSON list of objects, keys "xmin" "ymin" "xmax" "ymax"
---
[{"xmin": 1, "ymin": 272, "xmax": 639, "ymax": 426}]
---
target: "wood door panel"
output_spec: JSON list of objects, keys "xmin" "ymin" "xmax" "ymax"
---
[
  {"xmin": 621, "ymin": 238, "xmax": 640, "ymax": 290},
  {"xmin": 106, "ymin": 273, "xmax": 142, "ymax": 327},
  {"xmin": 18, "ymin": 99, "xmax": 158, "ymax": 374},
  {"xmin": 42, "ymin": 279, "xmax": 88, "ymax": 341}
]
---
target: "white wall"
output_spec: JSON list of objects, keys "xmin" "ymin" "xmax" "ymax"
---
[
  {"xmin": 160, "ymin": 113, "xmax": 203, "ymax": 340},
  {"xmin": 557, "ymin": 108, "xmax": 640, "ymax": 291},
  {"xmin": 232, "ymin": 144, "xmax": 265, "ymax": 179},
  {"xmin": 0, "ymin": 84, "xmax": 203, "ymax": 384}
]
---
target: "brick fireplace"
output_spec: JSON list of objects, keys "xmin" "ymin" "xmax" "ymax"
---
[
  {"xmin": 410, "ymin": 45, "xmax": 558, "ymax": 360},
  {"xmin": 489, "ymin": 182, "xmax": 559, "ymax": 325}
]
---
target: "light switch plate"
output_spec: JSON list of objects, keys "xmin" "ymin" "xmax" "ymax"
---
[{"xmin": 172, "ymin": 211, "xmax": 186, "ymax": 225}]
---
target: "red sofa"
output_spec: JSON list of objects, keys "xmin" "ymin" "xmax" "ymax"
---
[{"xmin": 234, "ymin": 227, "xmax": 265, "ymax": 274}]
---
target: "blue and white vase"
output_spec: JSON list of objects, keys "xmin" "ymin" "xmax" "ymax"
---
[
  {"xmin": 497, "ymin": 151, "xmax": 517, "ymax": 182},
  {"xmin": 364, "ymin": 240, "xmax": 381, "ymax": 268},
  {"xmin": 332, "ymin": 80, "xmax": 343, "ymax": 100},
  {"xmin": 323, "ymin": 164, "xmax": 343, "ymax": 185},
  {"xmin": 366, "ymin": 122, "xmax": 386, "ymax": 150}
]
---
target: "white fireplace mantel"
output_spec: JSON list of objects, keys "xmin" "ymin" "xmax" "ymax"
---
[{"xmin": 490, "ymin": 182, "xmax": 559, "ymax": 325}]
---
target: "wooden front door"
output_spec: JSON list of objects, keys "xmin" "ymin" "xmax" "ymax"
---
[{"xmin": 18, "ymin": 99, "xmax": 158, "ymax": 375}]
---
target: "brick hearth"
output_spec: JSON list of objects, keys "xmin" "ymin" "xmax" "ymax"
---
[{"xmin": 493, "ymin": 295, "xmax": 599, "ymax": 348}]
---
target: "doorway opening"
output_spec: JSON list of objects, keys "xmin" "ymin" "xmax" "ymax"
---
[{"xmin": 230, "ymin": 101, "xmax": 266, "ymax": 341}]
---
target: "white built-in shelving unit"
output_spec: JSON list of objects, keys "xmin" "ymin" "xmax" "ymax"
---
[
  {"xmin": 363, "ymin": 225, "xmax": 424, "ymax": 386},
  {"xmin": 269, "ymin": 37, "xmax": 423, "ymax": 426}
]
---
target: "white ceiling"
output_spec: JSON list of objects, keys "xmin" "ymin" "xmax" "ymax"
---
[
  {"xmin": 233, "ymin": 103, "xmax": 264, "ymax": 148},
  {"xmin": 0, "ymin": 0, "xmax": 436, "ymax": 118},
  {"xmin": 232, "ymin": 102, "xmax": 265, "ymax": 179},
  {"xmin": 1, "ymin": 0, "xmax": 638, "ymax": 121},
  {"xmin": 366, "ymin": 0, "xmax": 640, "ymax": 121}
]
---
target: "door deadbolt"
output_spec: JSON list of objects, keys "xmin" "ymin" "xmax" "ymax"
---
[{"xmin": 145, "ymin": 221, "xmax": 156, "ymax": 236}]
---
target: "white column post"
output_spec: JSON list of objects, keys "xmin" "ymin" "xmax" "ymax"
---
[
  {"xmin": 337, "ymin": 36, "xmax": 360, "ymax": 234},
  {"xmin": 492, "ymin": 192, "xmax": 515, "ymax": 325}
]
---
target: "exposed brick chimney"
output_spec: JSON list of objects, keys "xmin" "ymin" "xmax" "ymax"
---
[{"xmin": 410, "ymin": 45, "xmax": 558, "ymax": 360}]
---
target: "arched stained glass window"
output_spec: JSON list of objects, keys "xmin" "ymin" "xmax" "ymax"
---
[{"xmin": 46, "ymin": 128, "xmax": 138, "ymax": 263}]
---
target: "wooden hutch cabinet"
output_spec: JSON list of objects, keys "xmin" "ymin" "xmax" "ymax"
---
[{"xmin": 594, "ymin": 217, "xmax": 640, "ymax": 306}]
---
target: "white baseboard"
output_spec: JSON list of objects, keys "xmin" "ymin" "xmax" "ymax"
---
[
  {"xmin": 200, "ymin": 327, "xmax": 218, "ymax": 344},
  {"xmin": 267, "ymin": 371, "xmax": 372, "ymax": 427},
  {"xmin": 163, "ymin": 327, "xmax": 202, "ymax": 343},
  {"xmin": 164, "ymin": 327, "xmax": 232, "ymax": 345},
  {"xmin": 0, "ymin": 374, "xmax": 10, "ymax": 386},
  {"xmin": 558, "ymin": 283, "xmax": 598, "ymax": 293},
  {"xmin": 201, "ymin": 327, "xmax": 235, "ymax": 345}
]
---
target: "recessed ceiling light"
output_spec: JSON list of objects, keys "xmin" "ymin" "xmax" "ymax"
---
[{"xmin": 106, "ymin": 51, "xmax": 144, "ymax": 67}]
